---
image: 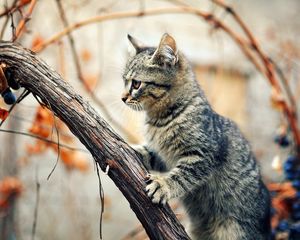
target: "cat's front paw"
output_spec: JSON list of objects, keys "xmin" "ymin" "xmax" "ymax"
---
[{"xmin": 145, "ymin": 174, "xmax": 171, "ymax": 205}]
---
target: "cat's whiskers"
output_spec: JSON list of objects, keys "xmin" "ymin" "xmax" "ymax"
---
[{"xmin": 107, "ymin": 98, "xmax": 124, "ymax": 109}]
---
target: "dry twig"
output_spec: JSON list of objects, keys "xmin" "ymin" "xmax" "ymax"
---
[
  {"xmin": 31, "ymin": 5, "xmax": 300, "ymax": 156},
  {"xmin": 0, "ymin": 0, "xmax": 19, "ymax": 40},
  {"xmin": 0, "ymin": 129, "xmax": 88, "ymax": 152},
  {"xmin": 31, "ymin": 166, "xmax": 40, "ymax": 240},
  {"xmin": 210, "ymin": 0, "xmax": 300, "ymax": 158},
  {"xmin": 54, "ymin": 0, "xmax": 139, "ymax": 143},
  {"xmin": 12, "ymin": 0, "xmax": 37, "ymax": 42},
  {"xmin": 0, "ymin": 0, "xmax": 31, "ymax": 18}
]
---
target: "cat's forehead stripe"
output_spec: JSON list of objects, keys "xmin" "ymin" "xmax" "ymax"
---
[
  {"xmin": 129, "ymin": 57, "xmax": 140, "ymax": 70},
  {"xmin": 126, "ymin": 57, "xmax": 143, "ymax": 80},
  {"xmin": 125, "ymin": 60, "xmax": 137, "ymax": 80},
  {"xmin": 126, "ymin": 68, "xmax": 137, "ymax": 81},
  {"xmin": 126, "ymin": 69, "xmax": 132, "ymax": 80}
]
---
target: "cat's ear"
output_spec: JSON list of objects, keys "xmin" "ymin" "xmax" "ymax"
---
[
  {"xmin": 151, "ymin": 33, "xmax": 178, "ymax": 67},
  {"xmin": 127, "ymin": 34, "xmax": 145, "ymax": 55}
]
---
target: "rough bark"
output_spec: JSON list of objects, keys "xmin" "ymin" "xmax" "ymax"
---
[{"xmin": 0, "ymin": 41, "xmax": 190, "ymax": 240}]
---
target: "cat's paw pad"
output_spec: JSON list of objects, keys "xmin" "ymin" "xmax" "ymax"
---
[{"xmin": 145, "ymin": 174, "xmax": 171, "ymax": 205}]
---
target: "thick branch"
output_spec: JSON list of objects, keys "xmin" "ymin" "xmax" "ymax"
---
[{"xmin": 0, "ymin": 41, "xmax": 190, "ymax": 240}]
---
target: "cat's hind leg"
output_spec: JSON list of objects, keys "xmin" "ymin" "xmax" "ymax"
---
[{"xmin": 188, "ymin": 218, "xmax": 247, "ymax": 240}]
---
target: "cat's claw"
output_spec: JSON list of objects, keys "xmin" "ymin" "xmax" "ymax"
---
[
  {"xmin": 145, "ymin": 174, "xmax": 171, "ymax": 205},
  {"xmin": 144, "ymin": 173, "xmax": 152, "ymax": 183}
]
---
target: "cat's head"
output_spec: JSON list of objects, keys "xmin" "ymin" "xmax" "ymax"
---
[{"xmin": 122, "ymin": 33, "xmax": 181, "ymax": 112}]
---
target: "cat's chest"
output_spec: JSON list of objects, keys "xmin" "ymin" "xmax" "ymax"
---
[{"xmin": 146, "ymin": 124, "xmax": 181, "ymax": 168}]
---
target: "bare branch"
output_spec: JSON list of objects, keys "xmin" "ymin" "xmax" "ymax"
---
[
  {"xmin": 29, "ymin": 5, "xmax": 300, "ymax": 155},
  {"xmin": 0, "ymin": 128, "xmax": 88, "ymax": 153},
  {"xmin": 54, "ymin": 0, "xmax": 139, "ymax": 143},
  {"xmin": 13, "ymin": 0, "xmax": 37, "ymax": 42}
]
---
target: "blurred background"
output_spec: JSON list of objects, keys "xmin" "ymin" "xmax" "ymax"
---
[{"xmin": 0, "ymin": 0, "xmax": 299, "ymax": 239}]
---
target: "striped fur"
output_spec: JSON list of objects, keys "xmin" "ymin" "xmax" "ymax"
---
[{"xmin": 122, "ymin": 34, "xmax": 270, "ymax": 240}]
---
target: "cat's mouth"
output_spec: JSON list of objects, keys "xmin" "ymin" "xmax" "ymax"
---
[{"xmin": 126, "ymin": 100, "xmax": 143, "ymax": 111}]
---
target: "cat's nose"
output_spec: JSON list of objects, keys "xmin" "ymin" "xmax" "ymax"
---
[{"xmin": 121, "ymin": 96, "xmax": 128, "ymax": 103}]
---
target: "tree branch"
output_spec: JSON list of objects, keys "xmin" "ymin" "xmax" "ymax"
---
[{"xmin": 0, "ymin": 41, "xmax": 190, "ymax": 240}]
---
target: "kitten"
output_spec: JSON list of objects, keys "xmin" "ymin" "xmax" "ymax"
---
[{"xmin": 121, "ymin": 33, "xmax": 270, "ymax": 240}]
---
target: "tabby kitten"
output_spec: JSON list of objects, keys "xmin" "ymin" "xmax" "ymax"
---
[{"xmin": 122, "ymin": 33, "xmax": 270, "ymax": 240}]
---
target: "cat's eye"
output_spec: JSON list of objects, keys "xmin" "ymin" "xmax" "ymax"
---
[{"xmin": 131, "ymin": 79, "xmax": 141, "ymax": 90}]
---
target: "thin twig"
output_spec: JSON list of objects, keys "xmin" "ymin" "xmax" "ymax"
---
[
  {"xmin": 45, "ymin": 97, "xmax": 61, "ymax": 180},
  {"xmin": 58, "ymin": 41, "xmax": 66, "ymax": 79},
  {"xmin": 211, "ymin": 0, "xmax": 296, "ymax": 109},
  {"xmin": 55, "ymin": 0, "xmax": 83, "ymax": 79},
  {"xmin": 96, "ymin": 162, "xmax": 104, "ymax": 240},
  {"xmin": 168, "ymin": 0, "xmax": 267, "ymax": 81},
  {"xmin": 55, "ymin": 0, "xmax": 139, "ymax": 143},
  {"xmin": 0, "ymin": 0, "xmax": 18, "ymax": 40},
  {"xmin": 31, "ymin": 165, "xmax": 40, "ymax": 240},
  {"xmin": 13, "ymin": 0, "xmax": 37, "ymax": 42},
  {"xmin": 0, "ymin": 0, "xmax": 31, "ymax": 18},
  {"xmin": 31, "ymin": 6, "xmax": 265, "ymax": 79},
  {"xmin": 210, "ymin": 0, "xmax": 300, "ymax": 156},
  {"xmin": 0, "ymin": 129, "xmax": 88, "ymax": 152},
  {"xmin": 10, "ymin": 12, "xmax": 16, "ymax": 42},
  {"xmin": 32, "ymin": 7, "xmax": 211, "ymax": 52},
  {"xmin": 9, "ymin": 113, "xmax": 78, "ymax": 141},
  {"xmin": 271, "ymin": 59, "xmax": 297, "ymax": 115},
  {"xmin": 0, "ymin": 13, "xmax": 10, "ymax": 40},
  {"xmin": 32, "ymin": 5, "xmax": 300, "ymax": 150}
]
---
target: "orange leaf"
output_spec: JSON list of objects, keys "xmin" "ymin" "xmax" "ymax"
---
[
  {"xmin": 0, "ymin": 108, "xmax": 9, "ymax": 120},
  {"xmin": 20, "ymin": 0, "xmax": 31, "ymax": 4},
  {"xmin": 28, "ymin": 106, "xmax": 54, "ymax": 138},
  {"xmin": 29, "ymin": 125, "xmax": 51, "ymax": 138},
  {"xmin": 60, "ymin": 149, "xmax": 74, "ymax": 167},
  {"xmin": 268, "ymin": 182, "xmax": 296, "ymax": 197},
  {"xmin": 73, "ymin": 155, "xmax": 89, "ymax": 172},
  {"xmin": 268, "ymin": 182, "xmax": 296, "ymax": 228},
  {"xmin": 0, "ymin": 177, "xmax": 23, "ymax": 196},
  {"xmin": 270, "ymin": 87, "xmax": 285, "ymax": 110},
  {"xmin": 26, "ymin": 141, "xmax": 47, "ymax": 154},
  {"xmin": 31, "ymin": 34, "xmax": 44, "ymax": 50},
  {"xmin": 59, "ymin": 149, "xmax": 89, "ymax": 172},
  {"xmin": 0, "ymin": 197, "xmax": 9, "ymax": 209}
]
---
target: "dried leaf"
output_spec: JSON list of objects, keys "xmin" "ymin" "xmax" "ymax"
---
[
  {"xmin": 27, "ymin": 107, "xmax": 87, "ymax": 172},
  {"xmin": 270, "ymin": 87, "xmax": 285, "ymax": 110},
  {"xmin": 0, "ymin": 108, "xmax": 9, "ymax": 120},
  {"xmin": 20, "ymin": 0, "xmax": 31, "ymax": 4},
  {"xmin": 28, "ymin": 106, "xmax": 54, "ymax": 138},
  {"xmin": 0, "ymin": 177, "xmax": 23, "ymax": 196},
  {"xmin": 26, "ymin": 141, "xmax": 47, "ymax": 154},
  {"xmin": 31, "ymin": 34, "xmax": 44, "ymax": 50},
  {"xmin": 268, "ymin": 182, "xmax": 296, "ymax": 229},
  {"xmin": 0, "ymin": 176, "xmax": 23, "ymax": 210},
  {"xmin": 59, "ymin": 149, "xmax": 89, "ymax": 172},
  {"xmin": 73, "ymin": 156, "xmax": 89, "ymax": 172}
]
